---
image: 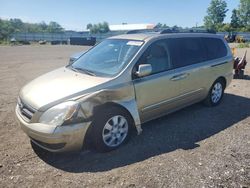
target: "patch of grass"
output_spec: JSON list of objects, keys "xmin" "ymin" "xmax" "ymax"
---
[
  {"xmin": 237, "ymin": 42, "xmax": 250, "ymax": 48},
  {"xmin": 0, "ymin": 40, "xmax": 10, "ymax": 45}
]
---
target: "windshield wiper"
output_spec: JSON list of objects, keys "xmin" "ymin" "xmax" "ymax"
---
[
  {"xmin": 70, "ymin": 66, "xmax": 96, "ymax": 76},
  {"xmin": 69, "ymin": 66, "xmax": 80, "ymax": 73}
]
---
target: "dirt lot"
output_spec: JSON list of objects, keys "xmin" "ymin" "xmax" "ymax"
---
[{"xmin": 0, "ymin": 45, "xmax": 249, "ymax": 188}]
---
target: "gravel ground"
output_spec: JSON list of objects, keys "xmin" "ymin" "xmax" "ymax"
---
[{"xmin": 0, "ymin": 45, "xmax": 249, "ymax": 188}]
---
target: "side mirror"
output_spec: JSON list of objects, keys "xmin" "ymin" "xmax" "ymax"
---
[
  {"xmin": 68, "ymin": 51, "xmax": 86, "ymax": 65},
  {"xmin": 135, "ymin": 64, "xmax": 152, "ymax": 77}
]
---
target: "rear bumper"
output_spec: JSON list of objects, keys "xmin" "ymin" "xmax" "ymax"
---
[
  {"xmin": 15, "ymin": 105, "xmax": 91, "ymax": 152},
  {"xmin": 225, "ymin": 72, "xmax": 234, "ymax": 87}
]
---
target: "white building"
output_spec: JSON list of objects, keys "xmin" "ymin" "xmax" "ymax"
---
[{"xmin": 109, "ymin": 23, "xmax": 155, "ymax": 31}]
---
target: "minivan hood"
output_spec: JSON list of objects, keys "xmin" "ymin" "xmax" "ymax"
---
[{"xmin": 20, "ymin": 67, "xmax": 110, "ymax": 110}]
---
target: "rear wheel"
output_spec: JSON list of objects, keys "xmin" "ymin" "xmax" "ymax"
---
[
  {"xmin": 90, "ymin": 107, "xmax": 132, "ymax": 152},
  {"xmin": 204, "ymin": 79, "xmax": 225, "ymax": 107}
]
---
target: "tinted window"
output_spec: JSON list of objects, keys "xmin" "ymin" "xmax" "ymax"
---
[
  {"xmin": 136, "ymin": 40, "xmax": 171, "ymax": 75},
  {"xmin": 202, "ymin": 38, "xmax": 227, "ymax": 60},
  {"xmin": 167, "ymin": 38, "xmax": 207, "ymax": 68}
]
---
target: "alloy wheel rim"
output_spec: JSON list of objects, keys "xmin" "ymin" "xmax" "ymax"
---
[
  {"xmin": 102, "ymin": 115, "xmax": 128, "ymax": 147},
  {"xmin": 211, "ymin": 82, "xmax": 223, "ymax": 103}
]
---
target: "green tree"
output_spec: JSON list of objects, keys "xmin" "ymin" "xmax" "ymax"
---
[
  {"xmin": 172, "ymin": 25, "xmax": 182, "ymax": 31},
  {"xmin": 217, "ymin": 23, "xmax": 232, "ymax": 32},
  {"xmin": 39, "ymin": 21, "xmax": 48, "ymax": 31},
  {"xmin": 87, "ymin": 22, "xmax": 110, "ymax": 34},
  {"xmin": 0, "ymin": 18, "xmax": 66, "ymax": 40},
  {"xmin": 0, "ymin": 18, "xmax": 17, "ymax": 40},
  {"xmin": 90, "ymin": 24, "xmax": 99, "ymax": 34},
  {"xmin": 155, "ymin": 23, "xmax": 163, "ymax": 29},
  {"xmin": 204, "ymin": 0, "xmax": 228, "ymax": 31},
  {"xmin": 231, "ymin": 9, "xmax": 241, "ymax": 29},
  {"xmin": 101, "ymin": 22, "xmax": 110, "ymax": 33},
  {"xmin": 47, "ymin": 21, "xmax": 64, "ymax": 33},
  {"xmin": 86, "ymin": 23, "xmax": 93, "ymax": 30},
  {"xmin": 9, "ymin": 18, "xmax": 24, "ymax": 32},
  {"xmin": 0, "ymin": 19, "xmax": 9, "ymax": 40},
  {"xmin": 154, "ymin": 23, "xmax": 170, "ymax": 29},
  {"xmin": 238, "ymin": 0, "xmax": 250, "ymax": 26}
]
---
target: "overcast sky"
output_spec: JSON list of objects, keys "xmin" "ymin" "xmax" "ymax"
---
[{"xmin": 0, "ymin": 0, "xmax": 240, "ymax": 31}]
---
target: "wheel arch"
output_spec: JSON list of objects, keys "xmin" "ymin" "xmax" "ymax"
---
[
  {"xmin": 216, "ymin": 76, "xmax": 227, "ymax": 88},
  {"xmin": 93, "ymin": 101, "xmax": 142, "ymax": 134}
]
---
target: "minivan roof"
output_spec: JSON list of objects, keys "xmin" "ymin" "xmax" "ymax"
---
[
  {"xmin": 109, "ymin": 33, "xmax": 223, "ymax": 42},
  {"xmin": 109, "ymin": 33, "xmax": 155, "ymax": 41}
]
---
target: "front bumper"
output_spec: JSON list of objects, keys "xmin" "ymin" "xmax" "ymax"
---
[{"xmin": 15, "ymin": 105, "xmax": 91, "ymax": 152}]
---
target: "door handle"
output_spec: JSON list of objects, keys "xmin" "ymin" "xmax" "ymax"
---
[{"xmin": 170, "ymin": 73, "xmax": 189, "ymax": 81}]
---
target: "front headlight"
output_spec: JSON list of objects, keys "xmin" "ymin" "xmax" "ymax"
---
[{"xmin": 39, "ymin": 101, "xmax": 80, "ymax": 126}]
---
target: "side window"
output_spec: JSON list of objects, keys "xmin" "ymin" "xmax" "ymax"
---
[
  {"xmin": 202, "ymin": 38, "xmax": 227, "ymax": 60},
  {"xmin": 135, "ymin": 40, "xmax": 171, "ymax": 76},
  {"xmin": 167, "ymin": 38, "xmax": 207, "ymax": 68}
]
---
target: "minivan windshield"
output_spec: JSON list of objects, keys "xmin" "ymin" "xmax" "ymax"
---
[{"xmin": 70, "ymin": 39, "xmax": 144, "ymax": 77}]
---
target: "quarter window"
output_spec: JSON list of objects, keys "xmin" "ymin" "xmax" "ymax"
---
[{"xmin": 202, "ymin": 38, "xmax": 227, "ymax": 60}]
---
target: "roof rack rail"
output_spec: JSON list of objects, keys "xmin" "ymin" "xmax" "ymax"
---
[
  {"xmin": 126, "ymin": 29, "xmax": 159, "ymax": 34},
  {"xmin": 126, "ymin": 30, "xmax": 143, "ymax": 34},
  {"xmin": 126, "ymin": 28, "xmax": 216, "ymax": 35},
  {"xmin": 160, "ymin": 28, "xmax": 216, "ymax": 34}
]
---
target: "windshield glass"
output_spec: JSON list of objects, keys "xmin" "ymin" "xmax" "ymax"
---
[{"xmin": 70, "ymin": 39, "xmax": 143, "ymax": 77}]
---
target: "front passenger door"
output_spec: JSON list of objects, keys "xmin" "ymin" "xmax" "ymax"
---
[{"xmin": 133, "ymin": 40, "xmax": 187, "ymax": 123}]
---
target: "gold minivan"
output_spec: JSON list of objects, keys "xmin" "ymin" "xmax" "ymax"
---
[{"xmin": 16, "ymin": 32, "xmax": 233, "ymax": 152}]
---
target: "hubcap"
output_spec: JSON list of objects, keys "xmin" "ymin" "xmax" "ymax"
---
[
  {"xmin": 211, "ymin": 82, "xmax": 223, "ymax": 103},
  {"xmin": 102, "ymin": 115, "xmax": 128, "ymax": 147}
]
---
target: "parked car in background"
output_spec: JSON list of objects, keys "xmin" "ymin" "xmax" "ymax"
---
[{"xmin": 16, "ymin": 31, "xmax": 233, "ymax": 153}]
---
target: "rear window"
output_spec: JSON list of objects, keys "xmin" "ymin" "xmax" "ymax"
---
[{"xmin": 202, "ymin": 38, "xmax": 227, "ymax": 60}]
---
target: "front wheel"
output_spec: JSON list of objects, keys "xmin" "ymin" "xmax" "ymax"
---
[
  {"xmin": 90, "ymin": 107, "xmax": 132, "ymax": 152},
  {"xmin": 204, "ymin": 79, "xmax": 225, "ymax": 107}
]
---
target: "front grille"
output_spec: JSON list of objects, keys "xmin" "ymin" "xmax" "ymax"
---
[{"xmin": 18, "ymin": 98, "xmax": 36, "ymax": 122}]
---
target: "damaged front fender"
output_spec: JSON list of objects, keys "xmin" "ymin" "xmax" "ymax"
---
[{"xmin": 74, "ymin": 83, "xmax": 142, "ymax": 134}]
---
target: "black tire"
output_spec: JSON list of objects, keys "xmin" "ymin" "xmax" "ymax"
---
[
  {"xmin": 89, "ymin": 107, "xmax": 133, "ymax": 152},
  {"xmin": 204, "ymin": 79, "xmax": 225, "ymax": 107}
]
